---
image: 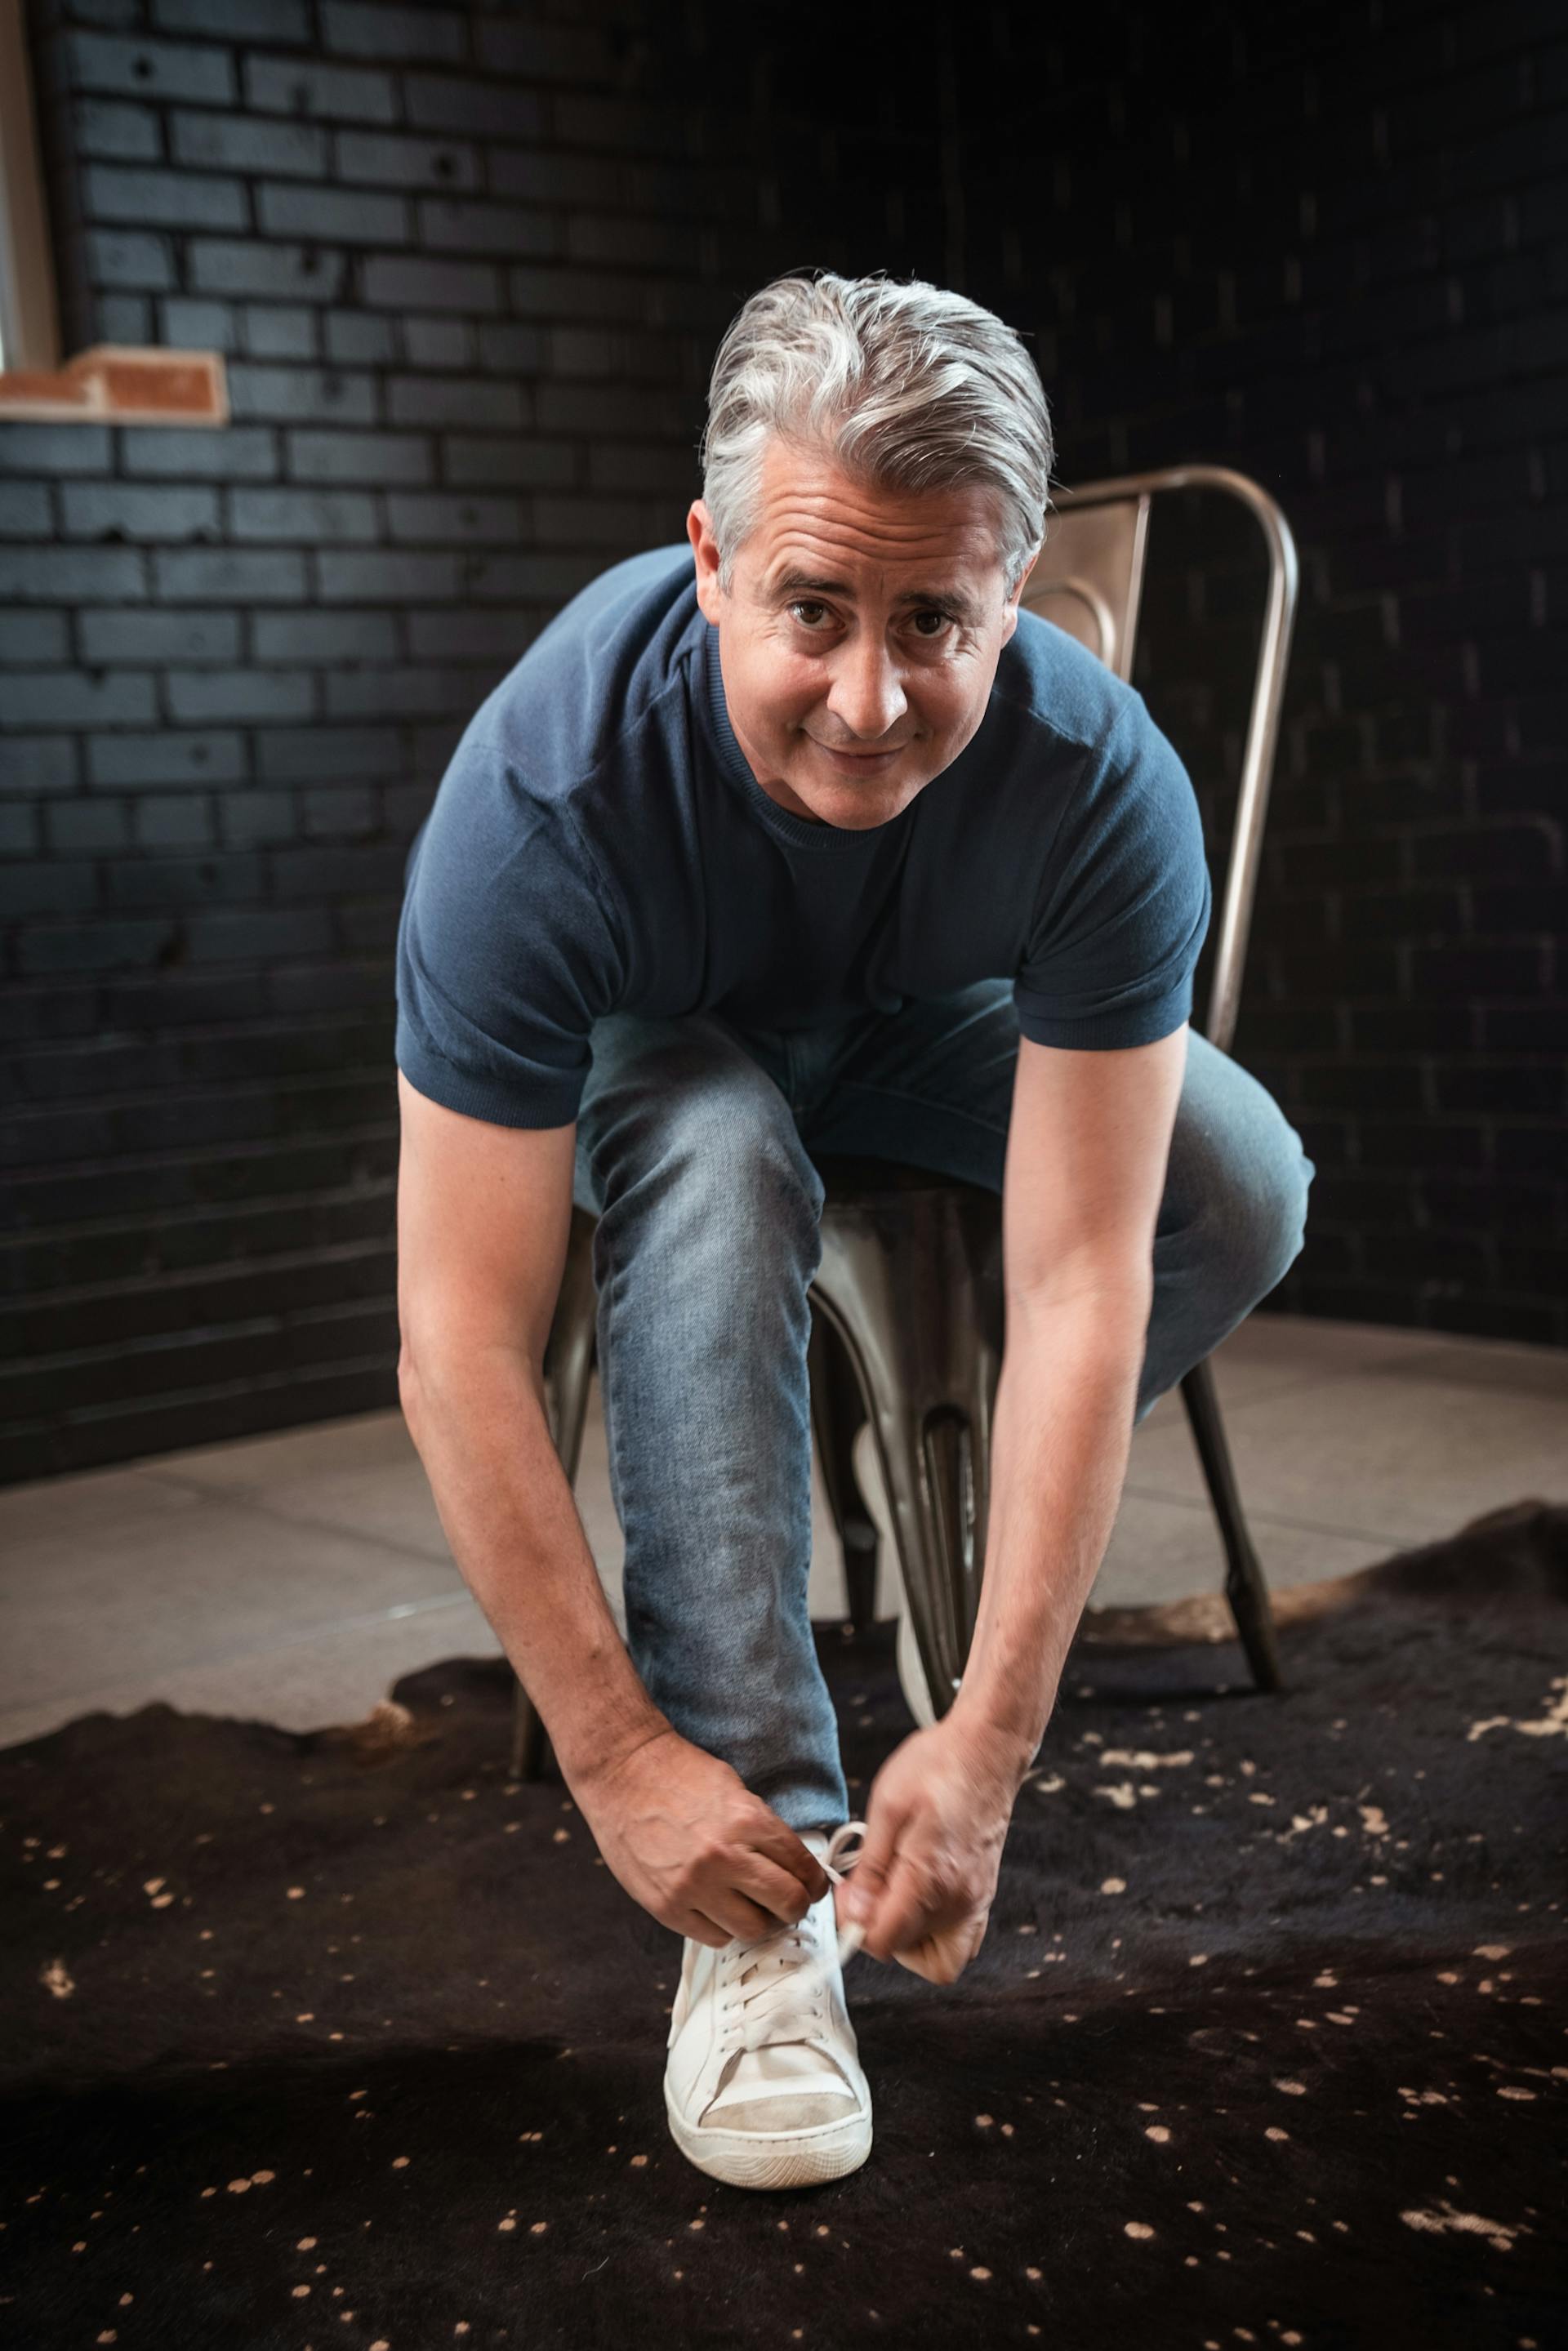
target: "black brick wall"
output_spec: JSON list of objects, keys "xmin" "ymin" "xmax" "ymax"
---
[{"xmin": 1, "ymin": 0, "xmax": 1563, "ymax": 1484}]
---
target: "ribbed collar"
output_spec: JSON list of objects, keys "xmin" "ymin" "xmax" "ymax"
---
[{"xmin": 692, "ymin": 620, "xmax": 911, "ymax": 857}]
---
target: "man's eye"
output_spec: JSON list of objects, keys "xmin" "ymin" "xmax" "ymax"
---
[
  {"xmin": 788, "ymin": 600, "xmax": 831, "ymax": 628},
  {"xmin": 910, "ymin": 609, "xmax": 952, "ymax": 638}
]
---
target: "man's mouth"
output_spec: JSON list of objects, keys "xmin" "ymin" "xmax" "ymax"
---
[{"xmin": 808, "ymin": 736, "xmax": 913, "ymax": 764}]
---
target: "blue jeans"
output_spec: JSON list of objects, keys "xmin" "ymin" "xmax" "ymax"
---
[{"xmin": 570, "ymin": 979, "xmax": 1314, "ymax": 1835}]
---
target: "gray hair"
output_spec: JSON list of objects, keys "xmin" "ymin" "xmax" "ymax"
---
[{"xmin": 700, "ymin": 269, "xmax": 1054, "ymax": 596}]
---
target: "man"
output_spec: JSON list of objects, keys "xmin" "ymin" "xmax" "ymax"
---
[{"xmin": 394, "ymin": 269, "xmax": 1314, "ymax": 2191}]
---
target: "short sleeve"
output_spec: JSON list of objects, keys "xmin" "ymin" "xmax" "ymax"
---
[
  {"xmin": 395, "ymin": 740, "xmax": 626, "ymax": 1128},
  {"xmin": 1012, "ymin": 697, "xmax": 1211, "ymax": 1050}
]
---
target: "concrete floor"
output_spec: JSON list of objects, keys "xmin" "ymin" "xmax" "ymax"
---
[{"xmin": 2, "ymin": 1311, "xmax": 1565, "ymax": 1753}]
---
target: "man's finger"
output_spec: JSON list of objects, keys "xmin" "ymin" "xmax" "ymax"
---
[
  {"xmin": 856, "ymin": 1852, "xmax": 930, "ymax": 1963},
  {"xmin": 838, "ymin": 1801, "xmax": 902, "ymax": 1926}
]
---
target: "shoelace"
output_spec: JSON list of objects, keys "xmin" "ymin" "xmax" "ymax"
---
[{"xmin": 718, "ymin": 1819, "xmax": 868, "ymax": 2046}]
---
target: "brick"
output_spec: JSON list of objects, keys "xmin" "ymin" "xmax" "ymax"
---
[
  {"xmin": 416, "ymin": 196, "xmax": 558, "ymax": 258},
  {"xmin": 534, "ymin": 493, "xmax": 663, "ymax": 547},
  {"xmin": 84, "ymin": 163, "xmax": 248, "ymax": 232},
  {"xmin": 244, "ymin": 56, "xmax": 398, "ymax": 123},
  {"xmin": 151, "ymin": 0, "xmax": 310, "ymax": 39},
  {"xmin": 154, "ymin": 548, "xmax": 306, "ymax": 602},
  {"xmin": 0, "ymin": 423, "xmax": 114, "ymax": 474},
  {"xmin": 286, "ymin": 429, "xmax": 431, "ymax": 484},
  {"xmin": 74, "ymin": 97, "xmax": 163, "ymax": 163},
  {"xmin": 158, "ymin": 296, "xmax": 238, "ymax": 351},
  {"xmin": 256, "ymin": 726, "xmax": 398, "ymax": 780},
  {"xmin": 320, "ymin": 2, "xmax": 467, "ymax": 61},
  {"xmin": 359, "ymin": 255, "xmax": 501, "ymax": 314},
  {"xmin": 301, "ymin": 783, "xmax": 377, "ymax": 837},
  {"xmin": 258, "ymin": 182, "xmax": 408, "ymax": 245},
  {"xmin": 401, "ymin": 316, "xmax": 471, "ymax": 369},
  {"xmin": 252, "ymin": 609, "xmax": 399, "ymax": 662},
  {"xmin": 107, "ymin": 851, "xmax": 265, "ymax": 908},
  {"xmin": 60, "ymin": 483, "xmax": 220, "ymax": 541},
  {"xmin": 566, "ymin": 212, "xmax": 702, "ymax": 270},
  {"xmin": 0, "ymin": 738, "xmax": 78, "ymax": 795},
  {"xmin": 242, "ymin": 307, "xmax": 319, "ymax": 362},
  {"xmin": 0, "ymin": 612, "xmax": 69, "ymax": 663},
  {"xmin": 386, "ymin": 491, "xmax": 519, "ymax": 541},
  {"xmin": 533, "ymin": 383, "xmax": 697, "ymax": 437},
  {"xmin": 166, "ymin": 670, "xmax": 316, "ymax": 724},
  {"xmin": 0, "ymin": 482, "xmax": 51, "ymax": 536},
  {"xmin": 334, "ymin": 129, "xmax": 479, "ymax": 190},
  {"xmin": 505, "ymin": 263, "xmax": 648, "ymax": 322},
  {"xmin": 550, "ymin": 325, "xmax": 682, "ymax": 382},
  {"xmin": 96, "ymin": 294, "xmax": 154, "ymax": 343},
  {"xmin": 122, "ymin": 425, "xmax": 278, "ymax": 481},
  {"xmin": 171, "ymin": 110, "xmax": 328, "ymax": 178},
  {"xmin": 15, "ymin": 919, "xmax": 176, "ymax": 977},
  {"xmin": 87, "ymin": 732, "xmax": 246, "ymax": 789},
  {"xmin": 0, "ymin": 548, "xmax": 147, "ymax": 602},
  {"xmin": 324, "ymin": 311, "xmax": 395, "ymax": 364},
  {"xmin": 131, "ymin": 794, "xmax": 216, "ymax": 849},
  {"xmin": 229, "ymin": 488, "xmax": 379, "ymax": 541},
  {"xmin": 0, "ymin": 673, "xmax": 158, "ymax": 730},
  {"xmin": 590, "ymin": 442, "xmax": 700, "ymax": 494},
  {"xmin": 86, "ymin": 228, "xmax": 175, "ymax": 290},
  {"xmin": 271, "ymin": 844, "xmax": 408, "ymax": 893},
  {"xmin": 185, "ymin": 907, "xmax": 334, "ymax": 960},
  {"xmin": 403, "ymin": 75, "xmax": 546, "ymax": 140},
  {"xmin": 489, "ymin": 149, "xmax": 621, "ymax": 210},
  {"xmin": 314, "ymin": 550, "xmax": 459, "ymax": 601},
  {"xmin": 189, "ymin": 241, "xmax": 348, "ymax": 303},
  {"xmin": 0, "ymin": 802, "xmax": 38, "ymax": 853},
  {"xmin": 385, "ymin": 375, "xmax": 523, "ymax": 428},
  {"xmin": 459, "ymin": 550, "xmax": 604, "ymax": 603},
  {"xmin": 218, "ymin": 790, "xmax": 297, "ymax": 846},
  {"xmin": 227, "ymin": 364, "xmax": 379, "ymax": 425},
  {"xmin": 407, "ymin": 608, "xmax": 537, "ymax": 661},
  {"xmin": 473, "ymin": 19, "xmax": 610, "ymax": 78},
  {"xmin": 442, "ymin": 434, "xmax": 573, "ymax": 488},
  {"xmin": 69, "ymin": 31, "xmax": 236, "ymax": 106},
  {"xmin": 78, "ymin": 609, "xmax": 241, "ymax": 665},
  {"xmin": 473, "ymin": 323, "xmax": 546, "ymax": 373},
  {"xmin": 0, "ymin": 859, "xmax": 98, "ymax": 920},
  {"xmin": 324, "ymin": 665, "xmax": 472, "ymax": 718}
]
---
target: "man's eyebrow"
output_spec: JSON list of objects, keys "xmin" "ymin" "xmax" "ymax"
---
[{"xmin": 764, "ymin": 567, "xmax": 982, "ymax": 624}]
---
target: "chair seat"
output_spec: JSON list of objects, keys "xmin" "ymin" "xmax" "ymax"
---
[{"xmin": 809, "ymin": 1151, "xmax": 996, "ymax": 1202}]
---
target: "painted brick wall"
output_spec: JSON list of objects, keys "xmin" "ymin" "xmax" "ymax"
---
[{"xmin": 1, "ymin": 0, "xmax": 1563, "ymax": 1484}]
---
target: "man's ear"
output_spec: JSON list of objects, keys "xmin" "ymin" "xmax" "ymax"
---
[
  {"xmin": 688, "ymin": 498, "xmax": 724, "ymax": 625},
  {"xmin": 999, "ymin": 543, "xmax": 1042, "ymax": 646}
]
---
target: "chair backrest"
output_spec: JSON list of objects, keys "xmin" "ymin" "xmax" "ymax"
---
[{"xmin": 1018, "ymin": 465, "xmax": 1299, "ymax": 1060}]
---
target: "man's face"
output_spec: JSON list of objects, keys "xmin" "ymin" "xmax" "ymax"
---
[{"xmin": 688, "ymin": 437, "xmax": 1029, "ymax": 830}]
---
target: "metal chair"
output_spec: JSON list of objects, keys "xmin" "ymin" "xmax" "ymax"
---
[{"xmin": 510, "ymin": 465, "xmax": 1300, "ymax": 1781}]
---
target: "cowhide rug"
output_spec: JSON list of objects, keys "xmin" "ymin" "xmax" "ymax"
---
[{"xmin": 2, "ymin": 1500, "xmax": 1564, "ymax": 2350}]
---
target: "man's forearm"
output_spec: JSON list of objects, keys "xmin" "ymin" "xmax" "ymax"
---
[
  {"xmin": 400, "ymin": 1346, "xmax": 669, "ymax": 1788},
  {"xmin": 947, "ymin": 1289, "xmax": 1148, "ymax": 1775}
]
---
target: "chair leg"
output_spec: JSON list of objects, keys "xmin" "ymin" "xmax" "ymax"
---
[
  {"xmin": 1178, "ymin": 1354, "xmax": 1285, "ymax": 1693},
  {"xmin": 812, "ymin": 1179, "xmax": 1005, "ymax": 1726},
  {"xmin": 510, "ymin": 1679, "xmax": 554, "ymax": 1783},
  {"xmin": 807, "ymin": 1307, "xmax": 881, "ymax": 1635}
]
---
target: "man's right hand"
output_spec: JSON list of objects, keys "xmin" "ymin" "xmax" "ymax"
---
[{"xmin": 568, "ymin": 1725, "xmax": 831, "ymax": 1946}]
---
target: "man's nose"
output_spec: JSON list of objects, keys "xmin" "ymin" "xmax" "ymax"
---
[{"xmin": 826, "ymin": 637, "xmax": 908, "ymax": 742}]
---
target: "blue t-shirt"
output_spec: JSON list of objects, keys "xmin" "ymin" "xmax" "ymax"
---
[{"xmin": 395, "ymin": 543, "xmax": 1212, "ymax": 1129}]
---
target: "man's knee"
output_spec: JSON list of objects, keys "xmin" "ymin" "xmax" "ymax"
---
[
  {"xmin": 583, "ymin": 1028, "xmax": 822, "ymax": 1231},
  {"xmin": 1214, "ymin": 1104, "xmax": 1316, "ymax": 1304}
]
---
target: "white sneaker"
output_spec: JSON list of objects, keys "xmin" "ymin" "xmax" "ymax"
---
[{"xmin": 662, "ymin": 1820, "xmax": 873, "ymax": 2190}]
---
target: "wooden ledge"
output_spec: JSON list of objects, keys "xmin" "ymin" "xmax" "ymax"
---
[{"xmin": 0, "ymin": 345, "xmax": 228, "ymax": 426}]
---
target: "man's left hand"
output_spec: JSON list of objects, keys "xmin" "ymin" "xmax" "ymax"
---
[{"xmin": 835, "ymin": 1712, "xmax": 1028, "ymax": 1984}]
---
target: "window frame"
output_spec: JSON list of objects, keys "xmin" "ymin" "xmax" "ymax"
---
[{"xmin": 0, "ymin": 0, "xmax": 226, "ymax": 425}]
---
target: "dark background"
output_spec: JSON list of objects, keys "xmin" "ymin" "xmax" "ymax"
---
[{"xmin": 1, "ymin": 0, "xmax": 1563, "ymax": 1485}]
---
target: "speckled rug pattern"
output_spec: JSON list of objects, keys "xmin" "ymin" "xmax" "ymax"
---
[{"xmin": 2, "ymin": 1500, "xmax": 1565, "ymax": 2351}]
